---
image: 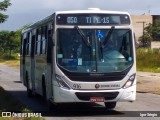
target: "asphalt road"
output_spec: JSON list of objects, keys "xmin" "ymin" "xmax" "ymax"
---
[{"xmin": 0, "ymin": 63, "xmax": 160, "ymax": 120}]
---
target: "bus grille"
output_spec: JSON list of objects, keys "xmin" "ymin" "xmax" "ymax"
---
[{"xmin": 75, "ymin": 92, "xmax": 119, "ymax": 101}]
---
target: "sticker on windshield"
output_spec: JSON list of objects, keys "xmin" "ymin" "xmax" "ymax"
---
[
  {"xmin": 57, "ymin": 54, "xmax": 63, "ymax": 58},
  {"xmin": 78, "ymin": 58, "xmax": 82, "ymax": 65},
  {"xmin": 96, "ymin": 31, "xmax": 104, "ymax": 40},
  {"xmin": 128, "ymin": 57, "xmax": 132, "ymax": 61}
]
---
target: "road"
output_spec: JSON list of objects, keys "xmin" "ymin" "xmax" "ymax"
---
[{"xmin": 0, "ymin": 63, "xmax": 160, "ymax": 120}]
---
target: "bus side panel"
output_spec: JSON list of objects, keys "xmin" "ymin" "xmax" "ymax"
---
[
  {"xmin": 34, "ymin": 55, "xmax": 47, "ymax": 96},
  {"xmin": 25, "ymin": 56, "xmax": 32, "ymax": 89},
  {"xmin": 46, "ymin": 64, "xmax": 53, "ymax": 99}
]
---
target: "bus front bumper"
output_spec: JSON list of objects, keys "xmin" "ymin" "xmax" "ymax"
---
[{"xmin": 53, "ymin": 85, "xmax": 136, "ymax": 103}]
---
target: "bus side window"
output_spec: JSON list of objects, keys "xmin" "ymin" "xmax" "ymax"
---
[
  {"xmin": 31, "ymin": 35, "xmax": 35, "ymax": 58},
  {"xmin": 22, "ymin": 36, "xmax": 27, "ymax": 57},
  {"xmin": 35, "ymin": 28, "xmax": 41, "ymax": 55},
  {"xmin": 42, "ymin": 26, "xmax": 47, "ymax": 54},
  {"xmin": 20, "ymin": 35, "xmax": 23, "ymax": 56},
  {"xmin": 35, "ymin": 29, "xmax": 38, "ymax": 55},
  {"xmin": 40, "ymin": 27, "xmax": 43, "ymax": 54},
  {"xmin": 28, "ymin": 32, "xmax": 32, "ymax": 55},
  {"xmin": 26, "ymin": 33, "xmax": 29, "ymax": 55}
]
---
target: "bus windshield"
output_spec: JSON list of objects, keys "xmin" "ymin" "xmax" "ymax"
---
[{"xmin": 57, "ymin": 28, "xmax": 133, "ymax": 73}]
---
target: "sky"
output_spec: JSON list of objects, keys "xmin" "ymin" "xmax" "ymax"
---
[{"xmin": 0, "ymin": 0, "xmax": 160, "ymax": 31}]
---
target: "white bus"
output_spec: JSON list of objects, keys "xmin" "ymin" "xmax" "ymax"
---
[{"xmin": 20, "ymin": 8, "xmax": 136, "ymax": 109}]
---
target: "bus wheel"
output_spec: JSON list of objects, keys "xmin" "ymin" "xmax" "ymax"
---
[
  {"xmin": 42, "ymin": 77, "xmax": 46, "ymax": 100},
  {"xmin": 26, "ymin": 73, "xmax": 33, "ymax": 97},
  {"xmin": 104, "ymin": 102, "xmax": 116, "ymax": 110}
]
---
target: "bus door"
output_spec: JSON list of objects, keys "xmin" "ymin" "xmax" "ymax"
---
[{"xmin": 45, "ymin": 23, "xmax": 54, "ymax": 99}]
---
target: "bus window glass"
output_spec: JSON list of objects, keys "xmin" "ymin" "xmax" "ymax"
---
[
  {"xmin": 28, "ymin": 32, "xmax": 32, "ymax": 55},
  {"xmin": 35, "ymin": 29, "xmax": 38, "ymax": 55},
  {"xmin": 42, "ymin": 26, "xmax": 47, "ymax": 54},
  {"xmin": 26, "ymin": 33, "xmax": 30, "ymax": 55},
  {"xmin": 57, "ymin": 29, "xmax": 133, "ymax": 73},
  {"xmin": 37, "ymin": 29, "xmax": 41, "ymax": 55}
]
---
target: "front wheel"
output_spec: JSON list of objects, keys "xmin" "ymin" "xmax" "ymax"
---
[{"xmin": 104, "ymin": 102, "xmax": 116, "ymax": 110}]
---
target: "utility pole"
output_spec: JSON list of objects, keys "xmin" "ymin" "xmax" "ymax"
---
[{"xmin": 137, "ymin": 21, "xmax": 146, "ymax": 47}]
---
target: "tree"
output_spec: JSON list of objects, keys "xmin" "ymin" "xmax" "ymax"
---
[
  {"xmin": 0, "ymin": 30, "xmax": 15, "ymax": 55},
  {"xmin": 0, "ymin": 0, "xmax": 11, "ymax": 23},
  {"xmin": 152, "ymin": 19, "xmax": 160, "ymax": 41},
  {"xmin": 0, "ymin": 24, "xmax": 29, "ymax": 56},
  {"xmin": 143, "ymin": 19, "xmax": 160, "ymax": 41},
  {"xmin": 138, "ymin": 19, "xmax": 160, "ymax": 47},
  {"xmin": 0, "ymin": 30, "xmax": 10, "ymax": 53},
  {"xmin": 138, "ymin": 32, "xmax": 152, "ymax": 48}
]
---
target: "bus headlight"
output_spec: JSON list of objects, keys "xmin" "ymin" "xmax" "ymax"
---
[
  {"xmin": 123, "ymin": 74, "xmax": 136, "ymax": 89},
  {"xmin": 55, "ymin": 74, "xmax": 71, "ymax": 90}
]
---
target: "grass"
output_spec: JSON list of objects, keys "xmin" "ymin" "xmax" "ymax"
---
[
  {"xmin": 3, "ymin": 60, "xmax": 20, "ymax": 68},
  {"xmin": 0, "ymin": 87, "xmax": 44, "ymax": 120},
  {"xmin": 136, "ymin": 48, "xmax": 160, "ymax": 72},
  {"xmin": 0, "ymin": 53, "xmax": 20, "ymax": 68}
]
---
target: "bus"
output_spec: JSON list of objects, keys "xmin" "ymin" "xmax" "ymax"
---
[{"xmin": 20, "ymin": 8, "xmax": 136, "ymax": 109}]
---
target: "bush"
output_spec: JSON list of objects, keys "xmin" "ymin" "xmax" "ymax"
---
[
  {"xmin": 136, "ymin": 48, "xmax": 160, "ymax": 72},
  {"xmin": 0, "ymin": 53, "xmax": 19, "ymax": 60}
]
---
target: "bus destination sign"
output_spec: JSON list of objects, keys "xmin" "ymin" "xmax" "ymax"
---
[{"xmin": 56, "ymin": 14, "xmax": 130, "ymax": 25}]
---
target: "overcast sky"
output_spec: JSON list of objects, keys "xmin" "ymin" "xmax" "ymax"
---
[{"xmin": 0, "ymin": 0, "xmax": 160, "ymax": 31}]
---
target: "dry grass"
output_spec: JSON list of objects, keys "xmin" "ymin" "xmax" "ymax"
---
[
  {"xmin": 4, "ymin": 60, "xmax": 20, "ymax": 68},
  {"xmin": 137, "ymin": 79, "xmax": 160, "ymax": 95}
]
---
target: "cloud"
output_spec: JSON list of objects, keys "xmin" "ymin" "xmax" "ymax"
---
[{"xmin": 1, "ymin": 0, "xmax": 160, "ymax": 30}]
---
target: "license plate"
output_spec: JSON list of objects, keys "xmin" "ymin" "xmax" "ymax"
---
[{"xmin": 90, "ymin": 97, "xmax": 104, "ymax": 102}]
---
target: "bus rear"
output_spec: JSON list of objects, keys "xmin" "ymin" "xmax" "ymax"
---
[{"xmin": 52, "ymin": 9, "xmax": 136, "ymax": 109}]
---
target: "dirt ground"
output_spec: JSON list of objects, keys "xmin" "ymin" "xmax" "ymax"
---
[{"xmin": 136, "ymin": 71, "xmax": 160, "ymax": 95}]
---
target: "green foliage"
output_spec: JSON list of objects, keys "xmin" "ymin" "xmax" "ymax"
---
[
  {"xmin": 140, "ymin": 19, "xmax": 160, "ymax": 42},
  {"xmin": 0, "ymin": 0, "xmax": 11, "ymax": 23},
  {"xmin": 138, "ymin": 32, "xmax": 152, "ymax": 48},
  {"xmin": 138, "ymin": 19, "xmax": 160, "ymax": 47},
  {"xmin": 136, "ymin": 48, "xmax": 160, "ymax": 72},
  {"xmin": 152, "ymin": 19, "xmax": 160, "ymax": 41},
  {"xmin": 0, "ymin": 53, "xmax": 19, "ymax": 60},
  {"xmin": 0, "ymin": 30, "xmax": 20, "ymax": 55},
  {"xmin": 0, "ymin": 24, "xmax": 29, "ymax": 56}
]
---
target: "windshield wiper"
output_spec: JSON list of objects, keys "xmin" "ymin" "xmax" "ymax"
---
[
  {"xmin": 101, "ymin": 26, "xmax": 115, "ymax": 48},
  {"xmin": 74, "ymin": 26, "xmax": 91, "ymax": 47}
]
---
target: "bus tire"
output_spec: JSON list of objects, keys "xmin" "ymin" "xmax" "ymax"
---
[
  {"xmin": 42, "ymin": 76, "xmax": 47, "ymax": 100},
  {"xmin": 104, "ymin": 102, "xmax": 116, "ymax": 110},
  {"xmin": 26, "ymin": 72, "xmax": 33, "ymax": 98}
]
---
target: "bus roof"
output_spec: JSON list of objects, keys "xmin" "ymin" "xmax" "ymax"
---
[
  {"xmin": 55, "ymin": 8, "xmax": 130, "ymax": 15},
  {"xmin": 22, "ymin": 9, "xmax": 130, "ymax": 33}
]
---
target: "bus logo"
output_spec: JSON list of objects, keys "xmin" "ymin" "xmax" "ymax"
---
[{"xmin": 95, "ymin": 84, "xmax": 100, "ymax": 89}]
